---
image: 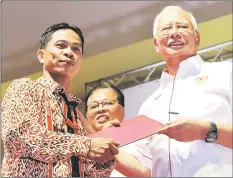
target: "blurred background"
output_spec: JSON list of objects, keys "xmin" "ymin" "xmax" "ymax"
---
[{"xmin": 1, "ymin": 1, "xmax": 232, "ymax": 118}]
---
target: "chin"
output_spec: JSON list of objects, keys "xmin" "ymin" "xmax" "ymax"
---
[
  {"xmin": 53, "ymin": 69, "xmax": 76, "ymax": 78},
  {"xmin": 53, "ymin": 72, "xmax": 69, "ymax": 78},
  {"xmin": 96, "ymin": 125, "xmax": 103, "ymax": 132},
  {"xmin": 166, "ymin": 49, "xmax": 190, "ymax": 58}
]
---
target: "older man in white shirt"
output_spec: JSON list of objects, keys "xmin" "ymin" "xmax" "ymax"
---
[{"xmin": 115, "ymin": 5, "xmax": 232, "ymax": 177}]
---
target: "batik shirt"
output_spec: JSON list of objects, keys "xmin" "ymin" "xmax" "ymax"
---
[{"xmin": 1, "ymin": 76, "xmax": 115, "ymax": 177}]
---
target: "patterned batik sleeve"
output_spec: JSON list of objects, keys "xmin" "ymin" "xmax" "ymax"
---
[
  {"xmin": 74, "ymin": 110, "xmax": 117, "ymax": 177},
  {"xmin": 1, "ymin": 79, "xmax": 91, "ymax": 163},
  {"xmin": 85, "ymin": 159, "xmax": 116, "ymax": 177}
]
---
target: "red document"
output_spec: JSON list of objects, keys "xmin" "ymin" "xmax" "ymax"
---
[{"xmin": 88, "ymin": 115, "xmax": 165, "ymax": 147}]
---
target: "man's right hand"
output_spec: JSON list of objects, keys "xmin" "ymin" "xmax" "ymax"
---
[{"xmin": 87, "ymin": 137, "xmax": 120, "ymax": 164}]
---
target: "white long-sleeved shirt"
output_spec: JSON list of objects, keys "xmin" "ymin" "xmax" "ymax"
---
[
  {"xmin": 132, "ymin": 55, "xmax": 232, "ymax": 177},
  {"xmin": 110, "ymin": 143, "xmax": 139, "ymax": 177}
]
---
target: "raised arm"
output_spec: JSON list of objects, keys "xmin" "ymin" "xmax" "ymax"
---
[{"xmin": 157, "ymin": 69, "xmax": 233, "ymax": 148}]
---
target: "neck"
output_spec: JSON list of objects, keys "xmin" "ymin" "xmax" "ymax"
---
[
  {"xmin": 43, "ymin": 70, "xmax": 72, "ymax": 91},
  {"xmin": 164, "ymin": 54, "xmax": 195, "ymax": 76}
]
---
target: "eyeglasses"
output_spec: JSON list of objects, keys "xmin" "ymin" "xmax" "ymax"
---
[
  {"xmin": 88, "ymin": 100, "xmax": 119, "ymax": 111},
  {"xmin": 157, "ymin": 22, "xmax": 194, "ymax": 36}
]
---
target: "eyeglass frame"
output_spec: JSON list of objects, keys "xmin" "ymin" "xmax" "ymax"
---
[
  {"xmin": 156, "ymin": 21, "xmax": 195, "ymax": 36},
  {"xmin": 87, "ymin": 99, "xmax": 119, "ymax": 111}
]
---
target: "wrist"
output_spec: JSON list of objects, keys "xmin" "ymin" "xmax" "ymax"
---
[
  {"xmin": 204, "ymin": 122, "xmax": 218, "ymax": 143},
  {"xmin": 200, "ymin": 121, "xmax": 210, "ymax": 140}
]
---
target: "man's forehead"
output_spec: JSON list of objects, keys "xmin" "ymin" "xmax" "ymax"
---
[
  {"xmin": 50, "ymin": 29, "xmax": 81, "ymax": 43},
  {"xmin": 88, "ymin": 88, "xmax": 117, "ymax": 103},
  {"xmin": 158, "ymin": 8, "xmax": 191, "ymax": 26},
  {"xmin": 160, "ymin": 20, "xmax": 190, "ymax": 26}
]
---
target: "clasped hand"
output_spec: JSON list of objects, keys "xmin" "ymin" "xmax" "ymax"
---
[{"xmin": 87, "ymin": 137, "xmax": 120, "ymax": 164}]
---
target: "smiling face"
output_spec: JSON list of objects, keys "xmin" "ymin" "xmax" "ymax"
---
[
  {"xmin": 37, "ymin": 29, "xmax": 83, "ymax": 79},
  {"xmin": 86, "ymin": 88, "xmax": 124, "ymax": 132},
  {"xmin": 154, "ymin": 7, "xmax": 200, "ymax": 61}
]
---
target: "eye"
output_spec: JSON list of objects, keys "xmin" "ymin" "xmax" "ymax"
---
[
  {"xmin": 104, "ymin": 101, "xmax": 114, "ymax": 106},
  {"xmin": 177, "ymin": 24, "xmax": 189, "ymax": 28},
  {"xmin": 56, "ymin": 43, "xmax": 66, "ymax": 48},
  {"xmin": 72, "ymin": 46, "xmax": 82, "ymax": 54},
  {"xmin": 162, "ymin": 26, "xmax": 172, "ymax": 31},
  {"xmin": 90, "ymin": 104, "xmax": 98, "ymax": 109}
]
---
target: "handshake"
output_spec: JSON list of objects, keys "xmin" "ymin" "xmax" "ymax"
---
[{"xmin": 87, "ymin": 137, "xmax": 120, "ymax": 164}]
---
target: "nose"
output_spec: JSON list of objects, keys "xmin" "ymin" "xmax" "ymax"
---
[
  {"xmin": 96, "ymin": 104, "xmax": 106, "ymax": 113},
  {"xmin": 63, "ymin": 47, "xmax": 74, "ymax": 59},
  {"xmin": 170, "ymin": 26, "xmax": 181, "ymax": 38}
]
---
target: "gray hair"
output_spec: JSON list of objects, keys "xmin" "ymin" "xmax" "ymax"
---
[{"xmin": 153, "ymin": 6, "xmax": 198, "ymax": 38}]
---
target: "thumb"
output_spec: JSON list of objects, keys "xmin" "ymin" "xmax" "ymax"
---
[
  {"xmin": 111, "ymin": 120, "xmax": 121, "ymax": 127},
  {"xmin": 166, "ymin": 119, "xmax": 177, "ymax": 125}
]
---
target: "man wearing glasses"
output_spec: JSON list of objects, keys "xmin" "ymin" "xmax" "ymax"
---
[
  {"xmin": 85, "ymin": 84, "xmax": 150, "ymax": 177},
  {"xmin": 85, "ymin": 84, "xmax": 129, "ymax": 177},
  {"xmin": 105, "ymin": 5, "xmax": 232, "ymax": 177},
  {"xmin": 85, "ymin": 85, "xmax": 124, "ymax": 135}
]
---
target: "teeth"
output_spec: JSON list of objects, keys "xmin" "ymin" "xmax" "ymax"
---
[{"xmin": 170, "ymin": 43, "xmax": 183, "ymax": 46}]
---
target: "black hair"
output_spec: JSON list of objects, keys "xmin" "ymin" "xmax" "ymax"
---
[
  {"xmin": 85, "ymin": 84, "xmax": 125, "ymax": 112},
  {"xmin": 39, "ymin": 22, "xmax": 84, "ymax": 53}
]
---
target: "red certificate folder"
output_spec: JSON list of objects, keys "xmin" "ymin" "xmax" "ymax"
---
[{"xmin": 88, "ymin": 115, "xmax": 165, "ymax": 147}]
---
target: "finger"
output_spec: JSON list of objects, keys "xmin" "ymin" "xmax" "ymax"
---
[
  {"xmin": 166, "ymin": 119, "xmax": 179, "ymax": 125},
  {"xmin": 87, "ymin": 151, "xmax": 94, "ymax": 160},
  {"xmin": 104, "ymin": 147, "xmax": 114, "ymax": 162},
  {"xmin": 101, "ymin": 152, "xmax": 109, "ymax": 163},
  {"xmin": 157, "ymin": 126, "xmax": 169, "ymax": 134},
  {"xmin": 167, "ymin": 122, "xmax": 183, "ymax": 131},
  {"xmin": 103, "ymin": 122, "xmax": 112, "ymax": 129},
  {"xmin": 96, "ymin": 154, "xmax": 103, "ymax": 164},
  {"xmin": 111, "ymin": 120, "xmax": 121, "ymax": 127},
  {"xmin": 88, "ymin": 152, "xmax": 102, "ymax": 164},
  {"xmin": 100, "ymin": 145, "xmax": 110, "ymax": 163},
  {"xmin": 166, "ymin": 130, "xmax": 177, "ymax": 138},
  {"xmin": 109, "ymin": 139, "xmax": 120, "ymax": 147},
  {"xmin": 158, "ymin": 121, "xmax": 183, "ymax": 134},
  {"xmin": 109, "ymin": 143, "xmax": 119, "ymax": 155}
]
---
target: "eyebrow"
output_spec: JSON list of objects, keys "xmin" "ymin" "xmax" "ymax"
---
[
  {"xmin": 89, "ymin": 99, "xmax": 115, "ymax": 105},
  {"xmin": 90, "ymin": 99, "xmax": 108, "ymax": 104},
  {"xmin": 176, "ymin": 21, "xmax": 189, "ymax": 24},
  {"xmin": 55, "ymin": 40, "xmax": 82, "ymax": 47}
]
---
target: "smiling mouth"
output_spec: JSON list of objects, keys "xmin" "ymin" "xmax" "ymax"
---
[
  {"xmin": 168, "ymin": 42, "xmax": 185, "ymax": 49},
  {"xmin": 169, "ymin": 42, "xmax": 184, "ymax": 47},
  {"xmin": 59, "ymin": 60, "xmax": 74, "ymax": 66}
]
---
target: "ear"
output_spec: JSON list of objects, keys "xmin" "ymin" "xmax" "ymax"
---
[
  {"xmin": 153, "ymin": 38, "xmax": 160, "ymax": 53},
  {"xmin": 37, "ymin": 49, "xmax": 45, "ymax": 64},
  {"xmin": 195, "ymin": 31, "xmax": 200, "ymax": 46},
  {"xmin": 118, "ymin": 106, "xmax": 125, "ymax": 122}
]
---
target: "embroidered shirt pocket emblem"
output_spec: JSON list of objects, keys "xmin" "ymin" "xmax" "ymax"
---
[{"xmin": 195, "ymin": 76, "xmax": 208, "ymax": 84}]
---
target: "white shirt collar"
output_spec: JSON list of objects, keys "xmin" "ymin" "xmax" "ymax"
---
[{"xmin": 160, "ymin": 55, "xmax": 204, "ymax": 88}]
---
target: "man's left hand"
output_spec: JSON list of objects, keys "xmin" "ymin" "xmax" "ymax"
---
[{"xmin": 157, "ymin": 118, "xmax": 209, "ymax": 142}]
